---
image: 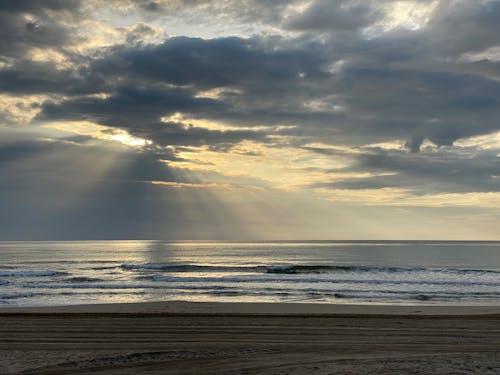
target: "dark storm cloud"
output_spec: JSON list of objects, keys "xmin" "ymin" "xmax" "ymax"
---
[
  {"xmin": 131, "ymin": 121, "xmax": 268, "ymax": 148},
  {"xmin": 35, "ymin": 35, "xmax": 330, "ymax": 148},
  {"xmin": 0, "ymin": 0, "xmax": 80, "ymax": 12},
  {"xmin": 31, "ymin": 22, "xmax": 500, "ymax": 154},
  {"xmin": 315, "ymin": 148, "xmax": 500, "ymax": 195},
  {"xmin": 330, "ymin": 63, "xmax": 500, "ymax": 151},
  {"xmin": 32, "ymin": 33, "xmax": 344, "ymax": 149},
  {"xmin": 0, "ymin": 0, "xmax": 98, "ymax": 100},
  {"xmin": 39, "ymin": 86, "xmax": 219, "ymax": 125},
  {"xmin": 0, "ymin": 0, "xmax": 82, "ymax": 59},
  {"xmin": 38, "ymin": 85, "xmax": 268, "ymax": 148},
  {"xmin": 86, "ymin": 3, "xmax": 500, "ymax": 152},
  {"xmin": 91, "ymin": 36, "xmax": 329, "ymax": 89},
  {"xmin": 0, "ymin": 61, "xmax": 106, "ymax": 95}
]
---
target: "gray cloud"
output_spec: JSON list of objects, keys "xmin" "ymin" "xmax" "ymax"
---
[
  {"xmin": 6, "ymin": 1, "xmax": 497, "ymax": 153},
  {"xmin": 35, "ymin": 36, "xmax": 330, "ymax": 148},
  {"xmin": 2, "ymin": 0, "xmax": 500, "ymax": 240},
  {"xmin": 0, "ymin": 1, "xmax": 82, "ymax": 60},
  {"xmin": 105, "ymin": 0, "xmax": 291, "ymax": 26},
  {"xmin": 132, "ymin": 121, "xmax": 269, "ymax": 148},
  {"xmin": 38, "ymin": 85, "xmax": 268, "ymax": 148},
  {"xmin": 39, "ymin": 86, "xmax": 219, "ymax": 125},
  {"xmin": 316, "ymin": 147, "xmax": 500, "ymax": 195},
  {"xmin": 332, "ymin": 63, "xmax": 500, "ymax": 151},
  {"xmin": 0, "ymin": 61, "xmax": 104, "ymax": 95},
  {"xmin": 284, "ymin": 0, "xmax": 380, "ymax": 32},
  {"xmin": 28, "ymin": 25, "xmax": 500, "ymax": 155},
  {"xmin": 0, "ymin": 0, "xmax": 80, "ymax": 13},
  {"xmin": 91, "ymin": 36, "xmax": 329, "ymax": 89},
  {"xmin": 425, "ymin": 0, "xmax": 500, "ymax": 56}
]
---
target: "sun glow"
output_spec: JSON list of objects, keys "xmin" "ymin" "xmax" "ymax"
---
[
  {"xmin": 27, "ymin": 48, "xmax": 73, "ymax": 70},
  {"xmin": 44, "ymin": 121, "xmax": 152, "ymax": 148},
  {"xmin": 107, "ymin": 132, "xmax": 152, "ymax": 147},
  {"xmin": 150, "ymin": 180, "xmax": 246, "ymax": 191},
  {"xmin": 160, "ymin": 112, "xmax": 287, "ymax": 132},
  {"xmin": 0, "ymin": 94, "xmax": 49, "ymax": 124},
  {"xmin": 165, "ymin": 139, "xmax": 396, "ymax": 194},
  {"xmin": 366, "ymin": 0, "xmax": 438, "ymax": 35},
  {"xmin": 454, "ymin": 131, "xmax": 500, "ymax": 150}
]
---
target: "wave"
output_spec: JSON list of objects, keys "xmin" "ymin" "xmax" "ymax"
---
[
  {"xmin": 19, "ymin": 259, "xmax": 117, "ymax": 264},
  {"xmin": 4, "ymin": 282, "xmax": 500, "ymax": 304},
  {"xmin": 0, "ymin": 289, "xmax": 446, "ymax": 302},
  {"xmin": 0, "ymin": 270, "xmax": 68, "ymax": 278},
  {"xmin": 65, "ymin": 277, "xmax": 103, "ymax": 283},
  {"xmin": 120, "ymin": 262, "xmax": 500, "ymax": 275},
  {"xmin": 136, "ymin": 274, "xmax": 500, "ymax": 287},
  {"xmin": 15, "ymin": 282, "xmax": 240, "ymax": 292},
  {"xmin": 0, "ymin": 290, "xmax": 148, "ymax": 301},
  {"xmin": 14, "ymin": 278, "xmax": 500, "ymax": 297},
  {"xmin": 204, "ymin": 289, "xmax": 500, "ymax": 301},
  {"xmin": 265, "ymin": 265, "xmax": 500, "ymax": 275},
  {"xmin": 120, "ymin": 262, "xmax": 388, "ymax": 273},
  {"xmin": 121, "ymin": 263, "xmax": 263, "ymax": 273},
  {"xmin": 263, "ymin": 264, "xmax": 429, "ymax": 274},
  {"xmin": 0, "ymin": 292, "xmax": 38, "ymax": 300}
]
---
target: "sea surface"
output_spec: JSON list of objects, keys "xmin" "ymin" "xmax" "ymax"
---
[{"xmin": 0, "ymin": 240, "xmax": 499, "ymax": 307}]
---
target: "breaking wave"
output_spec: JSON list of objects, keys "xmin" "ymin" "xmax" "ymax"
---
[{"xmin": 120, "ymin": 263, "xmax": 500, "ymax": 276}]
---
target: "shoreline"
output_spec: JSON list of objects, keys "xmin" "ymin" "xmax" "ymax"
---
[
  {"xmin": 1, "ymin": 300, "xmax": 500, "ymax": 316},
  {"xmin": 1, "ymin": 301, "xmax": 499, "ymax": 374}
]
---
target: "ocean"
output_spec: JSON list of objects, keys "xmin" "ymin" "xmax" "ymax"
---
[{"xmin": 0, "ymin": 240, "xmax": 499, "ymax": 307}]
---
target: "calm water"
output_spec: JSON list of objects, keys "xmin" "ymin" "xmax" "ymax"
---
[{"xmin": 0, "ymin": 240, "xmax": 499, "ymax": 306}]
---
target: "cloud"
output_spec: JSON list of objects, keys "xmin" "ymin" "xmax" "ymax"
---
[
  {"xmin": 34, "ymin": 35, "xmax": 330, "ymax": 150},
  {"xmin": 38, "ymin": 86, "xmax": 268, "ymax": 149},
  {"xmin": 2, "ymin": 0, "xmax": 500, "ymax": 238},
  {"xmin": 283, "ymin": 0, "xmax": 381, "ymax": 32},
  {"xmin": 23, "ymin": 10, "xmax": 500, "ymax": 185},
  {"xmin": 39, "ymin": 86, "xmax": 219, "ymax": 125},
  {"xmin": 6, "ymin": 2, "xmax": 500, "ymax": 154},
  {"xmin": 0, "ymin": 62, "xmax": 102, "ymax": 95},
  {"xmin": 11, "ymin": 3, "xmax": 499, "ymax": 154},
  {"xmin": 0, "ymin": 1, "xmax": 82, "ymax": 59},
  {"xmin": 315, "ymin": 146, "xmax": 500, "ymax": 196},
  {"xmin": 425, "ymin": 0, "xmax": 500, "ymax": 56},
  {"xmin": 91, "ymin": 36, "xmax": 329, "ymax": 89}
]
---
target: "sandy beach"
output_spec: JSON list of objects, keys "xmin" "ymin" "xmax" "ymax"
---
[{"xmin": 1, "ymin": 301, "xmax": 499, "ymax": 374}]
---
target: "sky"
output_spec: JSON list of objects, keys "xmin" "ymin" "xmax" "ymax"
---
[{"xmin": 0, "ymin": 0, "xmax": 499, "ymax": 240}]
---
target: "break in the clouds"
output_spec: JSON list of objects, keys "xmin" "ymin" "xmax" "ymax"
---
[{"xmin": 1, "ymin": 0, "xmax": 500, "ymax": 240}]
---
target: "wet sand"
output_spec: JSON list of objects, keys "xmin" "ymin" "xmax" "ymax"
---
[{"xmin": 1, "ymin": 301, "xmax": 499, "ymax": 374}]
